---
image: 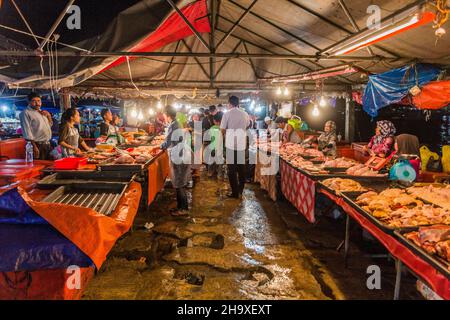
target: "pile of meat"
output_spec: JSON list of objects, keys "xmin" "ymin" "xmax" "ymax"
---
[
  {"xmin": 322, "ymin": 178, "xmax": 366, "ymax": 192},
  {"xmin": 301, "ymin": 148, "xmax": 324, "ymax": 158},
  {"xmin": 356, "ymin": 189, "xmax": 450, "ymax": 227},
  {"xmin": 257, "ymin": 141, "xmax": 282, "ymax": 153},
  {"xmin": 151, "ymin": 135, "xmax": 166, "ymax": 146},
  {"xmin": 405, "ymin": 225, "xmax": 450, "ymax": 263},
  {"xmin": 346, "ymin": 164, "xmax": 384, "ymax": 177},
  {"xmin": 323, "ymin": 157, "xmax": 357, "ymax": 168},
  {"xmin": 407, "ymin": 185, "xmax": 450, "ymax": 210}
]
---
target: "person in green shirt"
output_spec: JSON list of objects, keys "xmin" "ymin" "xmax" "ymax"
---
[{"xmin": 205, "ymin": 112, "xmax": 224, "ymax": 179}]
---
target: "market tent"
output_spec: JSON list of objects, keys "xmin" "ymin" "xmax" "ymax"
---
[{"xmin": 0, "ymin": 0, "xmax": 449, "ymax": 97}]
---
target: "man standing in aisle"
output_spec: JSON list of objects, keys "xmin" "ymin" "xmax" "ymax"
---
[
  {"xmin": 220, "ymin": 96, "xmax": 249, "ymax": 199},
  {"xmin": 19, "ymin": 93, "xmax": 53, "ymax": 160}
]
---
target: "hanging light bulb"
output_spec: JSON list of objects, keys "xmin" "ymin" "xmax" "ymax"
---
[
  {"xmin": 319, "ymin": 96, "xmax": 327, "ymax": 108},
  {"xmin": 157, "ymin": 100, "xmax": 162, "ymax": 109},
  {"xmin": 250, "ymin": 100, "xmax": 256, "ymax": 110},
  {"xmin": 130, "ymin": 109, "xmax": 138, "ymax": 118},
  {"xmin": 137, "ymin": 111, "xmax": 144, "ymax": 120},
  {"xmin": 312, "ymin": 105, "xmax": 320, "ymax": 117},
  {"xmin": 148, "ymin": 108, "xmax": 155, "ymax": 116},
  {"xmin": 283, "ymin": 86, "xmax": 289, "ymax": 96},
  {"xmin": 276, "ymin": 87, "xmax": 282, "ymax": 95}
]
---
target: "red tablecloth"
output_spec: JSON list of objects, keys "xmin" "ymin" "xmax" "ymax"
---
[
  {"xmin": 280, "ymin": 159, "xmax": 316, "ymax": 223},
  {"xmin": 319, "ymin": 188, "xmax": 450, "ymax": 300}
]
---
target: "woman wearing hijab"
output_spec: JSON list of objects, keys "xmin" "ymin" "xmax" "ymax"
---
[
  {"xmin": 317, "ymin": 120, "xmax": 337, "ymax": 157},
  {"xmin": 364, "ymin": 120, "xmax": 396, "ymax": 158}
]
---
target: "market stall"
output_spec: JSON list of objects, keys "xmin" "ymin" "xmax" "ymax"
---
[
  {"xmin": 0, "ymin": 133, "xmax": 169, "ymax": 299},
  {"xmin": 316, "ymin": 182, "xmax": 450, "ymax": 300}
]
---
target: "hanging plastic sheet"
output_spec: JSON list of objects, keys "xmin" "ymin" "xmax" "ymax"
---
[
  {"xmin": 413, "ymin": 80, "xmax": 450, "ymax": 110},
  {"xmin": 363, "ymin": 64, "xmax": 442, "ymax": 117}
]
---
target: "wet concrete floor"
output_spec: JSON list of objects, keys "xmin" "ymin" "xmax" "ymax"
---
[{"xmin": 82, "ymin": 170, "xmax": 422, "ymax": 300}]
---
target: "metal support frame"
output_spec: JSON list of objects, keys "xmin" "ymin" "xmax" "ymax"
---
[
  {"xmin": 166, "ymin": 0, "xmax": 210, "ymax": 51},
  {"xmin": 321, "ymin": 0, "xmax": 425, "ymax": 54},
  {"xmin": 215, "ymin": 40, "xmax": 242, "ymax": 78},
  {"xmin": 243, "ymin": 42, "xmax": 258, "ymax": 80},
  {"xmin": 337, "ymin": 0, "xmax": 374, "ymax": 56},
  {"xmin": 344, "ymin": 213, "xmax": 350, "ymax": 268},
  {"xmin": 394, "ymin": 259, "xmax": 403, "ymax": 300},
  {"xmin": 217, "ymin": 15, "xmax": 356, "ymax": 84},
  {"xmin": 0, "ymin": 50, "xmax": 389, "ymax": 61},
  {"xmin": 180, "ymin": 39, "xmax": 210, "ymax": 80},
  {"xmin": 10, "ymin": 0, "xmax": 40, "ymax": 46},
  {"xmin": 228, "ymin": 0, "xmax": 320, "ymax": 51},
  {"xmin": 216, "ymin": 18, "xmax": 313, "ymax": 73},
  {"xmin": 215, "ymin": 0, "xmax": 258, "ymax": 51},
  {"xmin": 164, "ymin": 40, "xmax": 181, "ymax": 81},
  {"xmin": 209, "ymin": 0, "xmax": 217, "ymax": 88},
  {"xmin": 38, "ymin": 0, "xmax": 76, "ymax": 50}
]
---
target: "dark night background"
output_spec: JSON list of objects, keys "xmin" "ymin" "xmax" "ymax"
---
[{"xmin": 295, "ymin": 98, "xmax": 449, "ymax": 153}]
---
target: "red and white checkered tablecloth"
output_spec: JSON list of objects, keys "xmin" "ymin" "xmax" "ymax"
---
[{"xmin": 280, "ymin": 159, "xmax": 316, "ymax": 223}]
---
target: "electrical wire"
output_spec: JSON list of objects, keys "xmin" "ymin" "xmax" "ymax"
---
[
  {"xmin": 0, "ymin": 24, "xmax": 90, "ymax": 53},
  {"xmin": 126, "ymin": 56, "xmax": 151, "ymax": 97},
  {"xmin": 10, "ymin": 0, "xmax": 40, "ymax": 47}
]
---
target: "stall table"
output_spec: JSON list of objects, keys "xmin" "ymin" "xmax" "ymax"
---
[{"xmin": 318, "ymin": 187, "xmax": 450, "ymax": 300}]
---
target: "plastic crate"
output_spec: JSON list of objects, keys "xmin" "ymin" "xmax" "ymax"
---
[{"xmin": 54, "ymin": 157, "xmax": 88, "ymax": 170}]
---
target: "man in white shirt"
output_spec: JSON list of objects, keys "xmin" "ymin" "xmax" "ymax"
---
[
  {"xmin": 220, "ymin": 96, "xmax": 249, "ymax": 199},
  {"xmin": 19, "ymin": 93, "xmax": 53, "ymax": 160}
]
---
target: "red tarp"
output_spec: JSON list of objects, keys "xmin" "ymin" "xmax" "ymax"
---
[
  {"xmin": 413, "ymin": 80, "xmax": 450, "ymax": 110},
  {"xmin": 98, "ymin": 0, "xmax": 211, "ymax": 74}
]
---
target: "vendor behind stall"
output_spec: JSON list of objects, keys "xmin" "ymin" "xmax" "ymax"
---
[
  {"xmin": 317, "ymin": 120, "xmax": 337, "ymax": 157},
  {"xmin": 19, "ymin": 93, "xmax": 53, "ymax": 160},
  {"xmin": 395, "ymin": 133, "xmax": 421, "ymax": 175},
  {"xmin": 363, "ymin": 120, "xmax": 396, "ymax": 158},
  {"xmin": 99, "ymin": 108, "xmax": 116, "ymax": 137},
  {"xmin": 275, "ymin": 116, "xmax": 302, "ymax": 144},
  {"xmin": 58, "ymin": 108, "xmax": 93, "ymax": 158}
]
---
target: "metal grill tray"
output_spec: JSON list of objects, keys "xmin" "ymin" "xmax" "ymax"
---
[
  {"xmin": 394, "ymin": 229, "xmax": 450, "ymax": 280},
  {"xmin": 42, "ymin": 183, "xmax": 128, "ymax": 216},
  {"xmin": 323, "ymin": 167, "xmax": 350, "ymax": 173},
  {"xmin": 97, "ymin": 158, "xmax": 153, "ymax": 172},
  {"xmin": 341, "ymin": 192, "xmax": 419, "ymax": 235},
  {"xmin": 38, "ymin": 172, "xmax": 136, "ymax": 189}
]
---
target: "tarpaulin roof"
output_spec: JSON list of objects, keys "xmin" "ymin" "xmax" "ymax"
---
[
  {"xmin": 0, "ymin": 0, "xmax": 449, "ymax": 97},
  {"xmin": 362, "ymin": 63, "xmax": 443, "ymax": 117}
]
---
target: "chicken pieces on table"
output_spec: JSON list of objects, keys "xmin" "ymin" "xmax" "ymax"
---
[
  {"xmin": 405, "ymin": 225, "xmax": 450, "ymax": 264},
  {"xmin": 322, "ymin": 178, "xmax": 367, "ymax": 192},
  {"xmin": 355, "ymin": 188, "xmax": 450, "ymax": 227}
]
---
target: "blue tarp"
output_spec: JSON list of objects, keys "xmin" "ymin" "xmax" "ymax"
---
[
  {"xmin": 362, "ymin": 64, "xmax": 442, "ymax": 117},
  {"xmin": 0, "ymin": 189, "xmax": 93, "ymax": 272}
]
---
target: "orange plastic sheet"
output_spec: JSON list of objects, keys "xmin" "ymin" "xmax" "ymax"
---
[
  {"xmin": 148, "ymin": 151, "xmax": 169, "ymax": 205},
  {"xmin": 413, "ymin": 80, "xmax": 450, "ymax": 110},
  {"xmin": 0, "ymin": 267, "xmax": 94, "ymax": 300},
  {"xmin": 17, "ymin": 181, "xmax": 142, "ymax": 269}
]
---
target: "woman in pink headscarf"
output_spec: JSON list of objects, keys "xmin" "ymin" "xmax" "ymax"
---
[{"xmin": 364, "ymin": 120, "xmax": 396, "ymax": 158}]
